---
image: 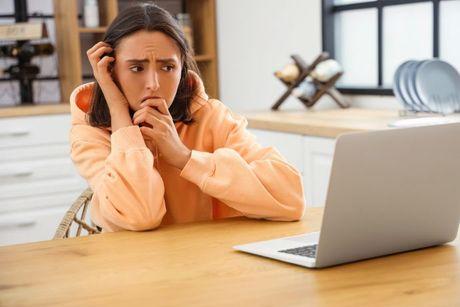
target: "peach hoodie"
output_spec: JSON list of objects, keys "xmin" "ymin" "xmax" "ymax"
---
[{"xmin": 69, "ymin": 72, "xmax": 305, "ymax": 232}]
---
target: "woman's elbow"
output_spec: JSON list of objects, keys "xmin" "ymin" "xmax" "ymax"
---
[{"xmin": 126, "ymin": 204, "xmax": 167, "ymax": 231}]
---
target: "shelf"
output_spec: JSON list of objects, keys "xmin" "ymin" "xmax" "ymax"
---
[
  {"xmin": 78, "ymin": 27, "xmax": 108, "ymax": 34},
  {"xmin": 194, "ymin": 54, "xmax": 214, "ymax": 62}
]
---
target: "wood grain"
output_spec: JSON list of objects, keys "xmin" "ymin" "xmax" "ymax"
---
[{"xmin": 0, "ymin": 208, "xmax": 458, "ymax": 307}]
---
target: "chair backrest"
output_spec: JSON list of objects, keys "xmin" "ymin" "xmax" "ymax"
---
[{"xmin": 54, "ymin": 188, "xmax": 101, "ymax": 239}]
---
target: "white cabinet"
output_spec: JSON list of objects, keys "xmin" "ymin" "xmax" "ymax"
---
[
  {"xmin": 0, "ymin": 114, "xmax": 87, "ymax": 246},
  {"xmin": 249, "ymin": 128, "xmax": 335, "ymax": 208},
  {"xmin": 248, "ymin": 129, "xmax": 304, "ymax": 174},
  {"xmin": 303, "ymin": 136, "xmax": 336, "ymax": 207},
  {"xmin": 0, "ymin": 206, "xmax": 71, "ymax": 246}
]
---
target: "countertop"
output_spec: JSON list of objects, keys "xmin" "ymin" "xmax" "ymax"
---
[
  {"xmin": 243, "ymin": 108, "xmax": 402, "ymax": 138},
  {"xmin": 0, "ymin": 104, "xmax": 404, "ymax": 138},
  {"xmin": 0, "ymin": 103, "xmax": 70, "ymax": 118}
]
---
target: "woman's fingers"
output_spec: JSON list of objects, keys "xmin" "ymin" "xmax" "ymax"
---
[
  {"xmin": 88, "ymin": 47, "xmax": 113, "ymax": 71},
  {"xmin": 133, "ymin": 108, "xmax": 165, "ymax": 127},
  {"xmin": 87, "ymin": 42, "xmax": 113, "ymax": 83},
  {"xmin": 140, "ymin": 98, "xmax": 170, "ymax": 116},
  {"xmin": 86, "ymin": 41, "xmax": 110, "ymax": 55},
  {"xmin": 133, "ymin": 106, "xmax": 169, "ymax": 125},
  {"xmin": 96, "ymin": 56, "xmax": 115, "ymax": 73}
]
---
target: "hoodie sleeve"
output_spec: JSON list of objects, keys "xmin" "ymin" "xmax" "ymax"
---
[
  {"xmin": 180, "ymin": 101, "xmax": 306, "ymax": 221},
  {"xmin": 70, "ymin": 124, "xmax": 166, "ymax": 232}
]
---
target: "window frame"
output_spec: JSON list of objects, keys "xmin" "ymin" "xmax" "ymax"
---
[{"xmin": 322, "ymin": 0, "xmax": 441, "ymax": 96}]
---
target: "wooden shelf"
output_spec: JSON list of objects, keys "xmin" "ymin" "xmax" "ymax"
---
[
  {"xmin": 194, "ymin": 54, "xmax": 214, "ymax": 62},
  {"xmin": 78, "ymin": 27, "xmax": 108, "ymax": 34}
]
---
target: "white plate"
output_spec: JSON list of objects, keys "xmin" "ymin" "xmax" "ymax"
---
[
  {"xmin": 407, "ymin": 60, "xmax": 431, "ymax": 112},
  {"xmin": 393, "ymin": 61, "xmax": 411, "ymax": 110},
  {"xmin": 403, "ymin": 61, "xmax": 424, "ymax": 112},
  {"xmin": 397, "ymin": 60, "xmax": 418, "ymax": 111},
  {"xmin": 415, "ymin": 59, "xmax": 460, "ymax": 114}
]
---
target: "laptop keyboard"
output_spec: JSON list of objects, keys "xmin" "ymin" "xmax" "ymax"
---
[{"xmin": 278, "ymin": 244, "xmax": 318, "ymax": 258}]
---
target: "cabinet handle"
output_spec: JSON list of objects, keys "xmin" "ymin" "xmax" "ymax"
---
[
  {"xmin": 0, "ymin": 219, "xmax": 36, "ymax": 229},
  {"xmin": 0, "ymin": 129, "xmax": 30, "ymax": 137},
  {"xmin": 0, "ymin": 167, "xmax": 33, "ymax": 178}
]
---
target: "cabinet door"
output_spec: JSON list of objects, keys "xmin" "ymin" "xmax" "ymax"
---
[
  {"xmin": 248, "ymin": 128, "xmax": 304, "ymax": 174},
  {"xmin": 0, "ymin": 114, "xmax": 70, "ymax": 148},
  {"xmin": 0, "ymin": 206, "xmax": 69, "ymax": 246},
  {"xmin": 303, "ymin": 136, "xmax": 336, "ymax": 207}
]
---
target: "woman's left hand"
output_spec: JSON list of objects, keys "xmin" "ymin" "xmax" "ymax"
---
[{"xmin": 133, "ymin": 99, "xmax": 192, "ymax": 170}]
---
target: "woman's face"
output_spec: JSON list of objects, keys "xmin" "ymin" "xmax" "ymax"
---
[{"xmin": 112, "ymin": 30, "xmax": 183, "ymax": 111}]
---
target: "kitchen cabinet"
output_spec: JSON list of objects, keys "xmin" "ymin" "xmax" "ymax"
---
[
  {"xmin": 0, "ymin": 114, "xmax": 87, "ymax": 246},
  {"xmin": 248, "ymin": 129, "xmax": 304, "ymax": 174},
  {"xmin": 303, "ymin": 136, "xmax": 335, "ymax": 207}
]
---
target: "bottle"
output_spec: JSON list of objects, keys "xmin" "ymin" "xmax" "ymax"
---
[
  {"xmin": 274, "ymin": 63, "xmax": 299, "ymax": 83},
  {"xmin": 292, "ymin": 77, "xmax": 317, "ymax": 100},
  {"xmin": 176, "ymin": 13, "xmax": 194, "ymax": 50},
  {"xmin": 84, "ymin": 0, "xmax": 100, "ymax": 28},
  {"xmin": 311, "ymin": 59, "xmax": 343, "ymax": 82}
]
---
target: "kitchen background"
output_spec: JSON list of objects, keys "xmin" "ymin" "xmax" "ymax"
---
[{"xmin": 1, "ymin": 0, "xmax": 459, "ymax": 245}]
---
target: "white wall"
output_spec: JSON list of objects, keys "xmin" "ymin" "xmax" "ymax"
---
[
  {"xmin": 216, "ymin": 0, "xmax": 400, "ymax": 112},
  {"xmin": 216, "ymin": 0, "xmax": 322, "ymax": 111}
]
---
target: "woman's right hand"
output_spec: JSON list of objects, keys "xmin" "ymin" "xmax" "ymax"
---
[{"xmin": 87, "ymin": 41, "xmax": 129, "ymax": 112}]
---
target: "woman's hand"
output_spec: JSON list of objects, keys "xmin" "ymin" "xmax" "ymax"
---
[
  {"xmin": 87, "ymin": 41, "xmax": 129, "ymax": 112},
  {"xmin": 133, "ymin": 98, "xmax": 191, "ymax": 170},
  {"xmin": 87, "ymin": 41, "xmax": 132, "ymax": 132}
]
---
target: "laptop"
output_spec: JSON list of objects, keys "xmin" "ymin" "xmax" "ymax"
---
[{"xmin": 234, "ymin": 123, "xmax": 460, "ymax": 268}]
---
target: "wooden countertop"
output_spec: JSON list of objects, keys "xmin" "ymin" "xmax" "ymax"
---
[
  {"xmin": 0, "ymin": 103, "xmax": 70, "ymax": 118},
  {"xmin": 0, "ymin": 104, "xmax": 406, "ymax": 138},
  {"xmin": 0, "ymin": 207, "xmax": 459, "ymax": 307},
  {"xmin": 243, "ymin": 108, "xmax": 402, "ymax": 138}
]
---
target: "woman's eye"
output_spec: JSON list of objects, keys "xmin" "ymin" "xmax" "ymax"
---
[
  {"xmin": 130, "ymin": 66, "xmax": 143, "ymax": 72},
  {"xmin": 162, "ymin": 65, "xmax": 175, "ymax": 72}
]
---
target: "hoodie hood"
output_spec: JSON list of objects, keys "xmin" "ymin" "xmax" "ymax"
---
[{"xmin": 70, "ymin": 70, "xmax": 209, "ymax": 126}]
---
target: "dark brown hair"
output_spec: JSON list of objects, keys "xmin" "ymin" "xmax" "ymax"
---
[{"xmin": 88, "ymin": 2, "xmax": 199, "ymax": 127}]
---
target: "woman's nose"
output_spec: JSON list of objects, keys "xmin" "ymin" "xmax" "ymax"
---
[{"xmin": 146, "ymin": 71, "xmax": 160, "ymax": 91}]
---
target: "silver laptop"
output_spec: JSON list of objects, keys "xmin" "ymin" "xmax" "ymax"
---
[{"xmin": 234, "ymin": 123, "xmax": 460, "ymax": 268}]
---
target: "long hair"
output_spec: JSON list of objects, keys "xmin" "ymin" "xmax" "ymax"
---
[{"xmin": 88, "ymin": 3, "xmax": 199, "ymax": 127}]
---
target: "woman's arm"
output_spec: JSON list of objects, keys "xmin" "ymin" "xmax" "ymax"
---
[
  {"xmin": 179, "ymin": 101, "xmax": 306, "ymax": 221},
  {"xmin": 69, "ymin": 42, "xmax": 167, "ymax": 231},
  {"xmin": 69, "ymin": 124, "xmax": 167, "ymax": 232}
]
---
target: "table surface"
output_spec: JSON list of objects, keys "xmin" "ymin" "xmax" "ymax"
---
[{"xmin": 0, "ymin": 208, "xmax": 459, "ymax": 307}]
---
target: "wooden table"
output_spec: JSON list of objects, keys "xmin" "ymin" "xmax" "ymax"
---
[{"xmin": 0, "ymin": 208, "xmax": 459, "ymax": 307}]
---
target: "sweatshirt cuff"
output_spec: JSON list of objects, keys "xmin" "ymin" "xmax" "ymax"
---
[
  {"xmin": 111, "ymin": 126, "xmax": 146, "ymax": 151},
  {"xmin": 180, "ymin": 150, "xmax": 214, "ymax": 188}
]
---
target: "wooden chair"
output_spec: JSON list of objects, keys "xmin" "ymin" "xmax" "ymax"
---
[{"xmin": 54, "ymin": 188, "xmax": 101, "ymax": 239}]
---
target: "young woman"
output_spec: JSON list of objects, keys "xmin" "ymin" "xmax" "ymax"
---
[{"xmin": 70, "ymin": 3, "xmax": 305, "ymax": 232}]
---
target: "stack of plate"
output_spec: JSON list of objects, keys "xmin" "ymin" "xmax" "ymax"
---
[{"xmin": 393, "ymin": 59, "xmax": 460, "ymax": 114}]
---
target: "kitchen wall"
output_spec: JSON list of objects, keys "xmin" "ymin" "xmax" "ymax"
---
[{"xmin": 216, "ymin": 0, "xmax": 400, "ymax": 112}]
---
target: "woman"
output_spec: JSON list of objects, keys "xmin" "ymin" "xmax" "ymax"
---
[{"xmin": 70, "ymin": 3, "xmax": 305, "ymax": 232}]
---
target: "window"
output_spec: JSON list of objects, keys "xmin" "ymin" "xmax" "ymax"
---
[{"xmin": 322, "ymin": 0, "xmax": 460, "ymax": 95}]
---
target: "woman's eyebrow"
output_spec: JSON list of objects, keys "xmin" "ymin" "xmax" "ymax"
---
[{"xmin": 125, "ymin": 58, "xmax": 178, "ymax": 64}]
